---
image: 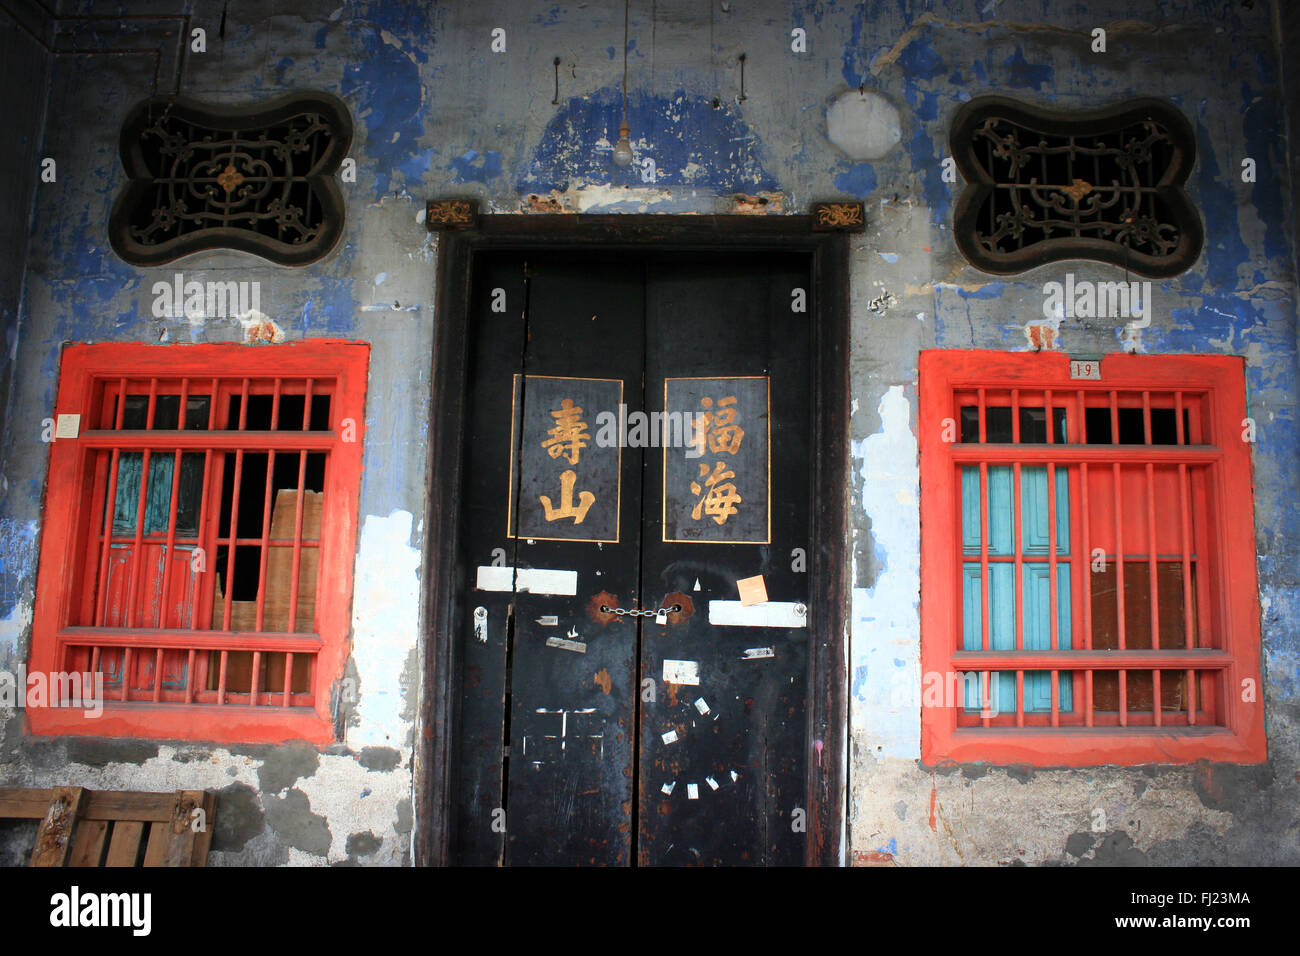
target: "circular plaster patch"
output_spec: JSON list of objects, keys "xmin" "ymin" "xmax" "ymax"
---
[{"xmin": 826, "ymin": 90, "xmax": 902, "ymax": 160}]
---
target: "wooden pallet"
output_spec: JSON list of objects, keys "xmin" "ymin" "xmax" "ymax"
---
[{"xmin": 0, "ymin": 787, "xmax": 216, "ymax": 867}]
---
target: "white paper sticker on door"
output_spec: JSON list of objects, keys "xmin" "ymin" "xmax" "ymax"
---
[
  {"xmin": 662, "ymin": 659, "xmax": 700, "ymax": 685},
  {"xmin": 708, "ymin": 600, "xmax": 807, "ymax": 628}
]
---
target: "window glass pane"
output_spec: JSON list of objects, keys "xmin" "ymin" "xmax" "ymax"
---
[
  {"xmin": 119, "ymin": 394, "xmax": 209, "ymax": 430},
  {"xmin": 961, "ymin": 405, "xmax": 1066, "ymax": 442},
  {"xmin": 1084, "ymin": 406, "xmax": 1189, "ymax": 444},
  {"xmin": 224, "ymin": 393, "xmax": 330, "ymax": 431}
]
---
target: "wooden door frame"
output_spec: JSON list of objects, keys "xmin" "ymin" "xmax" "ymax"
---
[{"xmin": 416, "ymin": 214, "xmax": 851, "ymax": 866}]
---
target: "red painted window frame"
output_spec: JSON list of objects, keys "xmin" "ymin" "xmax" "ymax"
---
[
  {"xmin": 919, "ymin": 350, "xmax": 1266, "ymax": 766},
  {"xmin": 27, "ymin": 341, "xmax": 369, "ymax": 745}
]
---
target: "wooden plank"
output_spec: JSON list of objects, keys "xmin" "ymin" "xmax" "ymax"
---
[
  {"xmin": 83, "ymin": 790, "xmax": 176, "ymax": 822},
  {"xmin": 105, "ymin": 821, "xmax": 145, "ymax": 866},
  {"xmin": 68, "ymin": 819, "xmax": 109, "ymax": 867},
  {"xmin": 189, "ymin": 791, "xmax": 216, "ymax": 866},
  {"xmin": 0, "ymin": 788, "xmax": 54, "ymax": 818},
  {"xmin": 162, "ymin": 790, "xmax": 204, "ymax": 867},
  {"xmin": 4, "ymin": 787, "xmax": 215, "ymax": 867},
  {"xmin": 142, "ymin": 821, "xmax": 170, "ymax": 867},
  {"xmin": 31, "ymin": 786, "xmax": 88, "ymax": 867}
]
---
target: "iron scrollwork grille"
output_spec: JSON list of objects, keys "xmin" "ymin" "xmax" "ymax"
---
[
  {"xmin": 951, "ymin": 97, "xmax": 1203, "ymax": 278},
  {"xmin": 109, "ymin": 93, "xmax": 353, "ymax": 266}
]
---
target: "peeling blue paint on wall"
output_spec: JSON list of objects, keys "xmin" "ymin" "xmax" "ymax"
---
[
  {"xmin": 841, "ymin": 7, "xmax": 866, "ymax": 89},
  {"xmin": 359, "ymin": 0, "xmax": 435, "ymax": 41},
  {"xmin": 1240, "ymin": 84, "xmax": 1289, "ymax": 263},
  {"xmin": 906, "ymin": 119, "xmax": 950, "ymax": 226},
  {"xmin": 1193, "ymin": 116, "xmax": 1252, "ymax": 290},
  {"xmin": 835, "ymin": 162, "xmax": 877, "ymax": 197},
  {"xmin": 302, "ymin": 280, "xmax": 359, "ymax": 336},
  {"xmin": 898, "ymin": 38, "xmax": 945, "ymax": 81},
  {"xmin": 954, "ymin": 283, "xmax": 1007, "ymax": 300},
  {"xmin": 450, "ymin": 149, "xmax": 503, "ymax": 184},
  {"xmin": 518, "ymin": 89, "xmax": 777, "ymax": 194},
  {"xmin": 0, "ymin": 518, "xmax": 38, "ymax": 625},
  {"xmin": 904, "ymin": 87, "xmax": 941, "ymax": 123},
  {"xmin": 1002, "ymin": 46, "xmax": 1052, "ymax": 90},
  {"xmin": 1, "ymin": 0, "xmax": 1298, "ymax": 868},
  {"xmin": 342, "ymin": 28, "xmax": 433, "ymax": 199},
  {"xmin": 852, "ymin": 663, "xmax": 869, "ymax": 702}
]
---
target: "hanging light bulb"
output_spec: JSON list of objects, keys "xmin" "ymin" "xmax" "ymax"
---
[
  {"xmin": 613, "ymin": 121, "xmax": 634, "ymax": 166},
  {"xmin": 612, "ymin": 0, "xmax": 633, "ymax": 168}
]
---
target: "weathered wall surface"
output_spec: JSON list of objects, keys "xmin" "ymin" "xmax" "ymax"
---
[
  {"xmin": 0, "ymin": 0, "xmax": 52, "ymax": 636},
  {"xmin": 838, "ymin": 0, "xmax": 1300, "ymax": 867},
  {"xmin": 0, "ymin": 0, "xmax": 1296, "ymax": 866}
]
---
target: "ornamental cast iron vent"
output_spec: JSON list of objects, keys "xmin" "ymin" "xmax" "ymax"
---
[
  {"xmin": 951, "ymin": 97, "xmax": 1202, "ymax": 278},
  {"xmin": 109, "ymin": 93, "xmax": 352, "ymax": 266}
]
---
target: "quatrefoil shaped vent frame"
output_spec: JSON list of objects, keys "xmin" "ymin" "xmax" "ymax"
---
[
  {"xmin": 109, "ymin": 92, "xmax": 352, "ymax": 267},
  {"xmin": 951, "ymin": 96, "xmax": 1203, "ymax": 278}
]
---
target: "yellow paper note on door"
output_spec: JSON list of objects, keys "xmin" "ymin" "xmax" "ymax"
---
[{"xmin": 736, "ymin": 574, "xmax": 768, "ymax": 606}]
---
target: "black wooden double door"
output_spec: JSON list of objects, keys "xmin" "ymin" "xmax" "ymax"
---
[{"xmin": 451, "ymin": 251, "xmax": 813, "ymax": 865}]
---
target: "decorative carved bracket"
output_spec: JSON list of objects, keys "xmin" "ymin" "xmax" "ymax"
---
[
  {"xmin": 811, "ymin": 201, "xmax": 866, "ymax": 232},
  {"xmin": 426, "ymin": 199, "xmax": 479, "ymax": 231}
]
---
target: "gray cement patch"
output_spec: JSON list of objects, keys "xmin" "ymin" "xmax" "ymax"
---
[
  {"xmin": 263, "ymin": 788, "xmax": 331, "ymax": 856},
  {"xmin": 212, "ymin": 783, "xmax": 265, "ymax": 853},
  {"xmin": 394, "ymin": 797, "xmax": 412, "ymax": 834},
  {"xmin": 256, "ymin": 741, "xmax": 321, "ymax": 794},
  {"xmin": 358, "ymin": 746, "xmax": 400, "ymax": 772},
  {"xmin": 65, "ymin": 738, "xmax": 159, "ymax": 767},
  {"xmin": 346, "ymin": 830, "xmax": 382, "ymax": 857}
]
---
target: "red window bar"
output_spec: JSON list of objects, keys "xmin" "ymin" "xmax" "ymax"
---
[
  {"xmin": 920, "ymin": 351, "xmax": 1265, "ymax": 766},
  {"xmin": 28, "ymin": 342, "xmax": 368, "ymax": 745}
]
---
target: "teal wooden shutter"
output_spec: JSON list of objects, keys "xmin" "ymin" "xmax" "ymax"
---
[
  {"xmin": 1022, "ymin": 564, "xmax": 1073, "ymax": 711},
  {"xmin": 962, "ymin": 465, "xmax": 1073, "ymax": 714},
  {"xmin": 111, "ymin": 453, "xmax": 203, "ymax": 536}
]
